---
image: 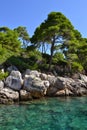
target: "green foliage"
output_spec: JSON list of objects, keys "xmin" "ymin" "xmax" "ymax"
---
[
  {"xmin": 0, "ymin": 27, "xmax": 21, "ymax": 51},
  {"xmin": 14, "ymin": 26, "xmax": 30, "ymax": 48},
  {"xmin": 5, "ymin": 56, "xmax": 30, "ymax": 72},
  {"xmin": 0, "ymin": 71, "xmax": 8, "ymax": 80},
  {"xmin": 52, "ymin": 52, "xmax": 65, "ymax": 64},
  {"xmin": 71, "ymin": 62, "xmax": 83, "ymax": 73},
  {"xmin": 5, "ymin": 49, "xmax": 42, "ymax": 72},
  {"xmin": 31, "ymin": 12, "xmax": 75, "ymax": 70},
  {"xmin": 27, "ymin": 49, "xmax": 42, "ymax": 61},
  {"xmin": 0, "ymin": 13, "xmax": 87, "ymax": 75}
]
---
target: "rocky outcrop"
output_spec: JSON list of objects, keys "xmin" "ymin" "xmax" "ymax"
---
[
  {"xmin": 79, "ymin": 74, "xmax": 87, "ymax": 83},
  {"xmin": 5, "ymin": 76, "xmax": 22, "ymax": 91},
  {"xmin": 0, "ymin": 66, "xmax": 87, "ymax": 104},
  {"xmin": 0, "ymin": 80, "xmax": 4, "ymax": 90},
  {"xmin": 0, "ymin": 87, "xmax": 19, "ymax": 104},
  {"xmin": 23, "ymin": 69, "xmax": 40, "ymax": 78},
  {"xmin": 20, "ymin": 90, "xmax": 32, "ymax": 101},
  {"xmin": 5, "ymin": 70, "xmax": 23, "ymax": 91},
  {"xmin": 47, "ymin": 76, "xmax": 87, "ymax": 96},
  {"xmin": 23, "ymin": 75, "xmax": 49, "ymax": 98}
]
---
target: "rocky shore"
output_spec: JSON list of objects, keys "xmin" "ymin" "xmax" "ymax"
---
[{"xmin": 0, "ymin": 66, "xmax": 87, "ymax": 104}]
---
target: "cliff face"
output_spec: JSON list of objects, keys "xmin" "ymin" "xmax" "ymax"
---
[{"xmin": 0, "ymin": 66, "xmax": 87, "ymax": 104}]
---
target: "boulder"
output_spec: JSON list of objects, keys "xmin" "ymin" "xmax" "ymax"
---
[
  {"xmin": 47, "ymin": 75, "xmax": 56, "ymax": 85},
  {"xmin": 23, "ymin": 69, "xmax": 40, "ymax": 78},
  {"xmin": 23, "ymin": 76, "xmax": 48, "ymax": 98},
  {"xmin": 0, "ymin": 80, "xmax": 4, "ymax": 90},
  {"xmin": 46, "ymin": 76, "xmax": 86, "ymax": 96},
  {"xmin": 47, "ymin": 76, "xmax": 69, "ymax": 96},
  {"xmin": 56, "ymin": 90, "xmax": 65, "ymax": 96},
  {"xmin": 0, "ymin": 88, "xmax": 19, "ymax": 104},
  {"xmin": 20, "ymin": 90, "xmax": 32, "ymax": 101},
  {"xmin": 79, "ymin": 74, "xmax": 87, "ymax": 83},
  {"xmin": 22, "ymin": 69, "xmax": 31, "ymax": 78},
  {"xmin": 23, "ymin": 75, "xmax": 34, "ymax": 90},
  {"xmin": 5, "ymin": 70, "xmax": 23, "ymax": 91},
  {"xmin": 65, "ymin": 88, "xmax": 73, "ymax": 96},
  {"xmin": 30, "ymin": 70, "xmax": 40, "ymax": 77},
  {"xmin": 40, "ymin": 73, "xmax": 48, "ymax": 80},
  {"xmin": 10, "ymin": 70, "xmax": 23, "ymax": 84},
  {"xmin": 5, "ymin": 76, "xmax": 22, "ymax": 91},
  {"xmin": 7, "ymin": 65, "xmax": 18, "ymax": 73},
  {"xmin": 69, "ymin": 79, "xmax": 87, "ymax": 96},
  {"xmin": 43, "ymin": 80, "xmax": 50, "ymax": 95}
]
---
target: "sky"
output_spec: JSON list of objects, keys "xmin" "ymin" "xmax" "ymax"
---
[{"xmin": 0, "ymin": 0, "xmax": 87, "ymax": 37}]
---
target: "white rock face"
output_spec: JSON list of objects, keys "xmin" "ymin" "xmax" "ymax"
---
[
  {"xmin": 1, "ymin": 67, "xmax": 87, "ymax": 103},
  {"xmin": 0, "ymin": 88, "xmax": 19, "ymax": 101},
  {"xmin": 5, "ymin": 70, "xmax": 24, "ymax": 91},
  {"xmin": 23, "ymin": 75, "xmax": 49, "ymax": 98},
  {"xmin": 0, "ymin": 80, "xmax": 4, "ymax": 90},
  {"xmin": 40, "ymin": 73, "xmax": 48, "ymax": 80},
  {"xmin": 29, "ymin": 70, "xmax": 40, "ymax": 77},
  {"xmin": 23, "ymin": 69, "xmax": 40, "ymax": 78},
  {"xmin": 5, "ymin": 76, "xmax": 22, "ymax": 91},
  {"xmin": 10, "ymin": 70, "xmax": 23, "ymax": 84},
  {"xmin": 20, "ymin": 90, "xmax": 32, "ymax": 101},
  {"xmin": 79, "ymin": 74, "xmax": 87, "ymax": 83}
]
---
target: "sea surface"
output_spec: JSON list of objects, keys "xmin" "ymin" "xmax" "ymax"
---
[{"xmin": 0, "ymin": 97, "xmax": 87, "ymax": 130}]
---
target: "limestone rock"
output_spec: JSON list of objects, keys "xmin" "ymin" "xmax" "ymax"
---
[
  {"xmin": 79, "ymin": 74, "xmax": 87, "ymax": 83},
  {"xmin": 0, "ymin": 88, "xmax": 19, "ymax": 104},
  {"xmin": 20, "ymin": 90, "xmax": 32, "ymax": 101},
  {"xmin": 10, "ymin": 70, "xmax": 23, "ymax": 84},
  {"xmin": 23, "ymin": 76, "xmax": 48, "ymax": 98},
  {"xmin": 47, "ymin": 76, "xmax": 67, "ymax": 96},
  {"xmin": 30, "ymin": 70, "xmax": 40, "ymax": 77},
  {"xmin": 23, "ymin": 69, "xmax": 40, "ymax": 78},
  {"xmin": 40, "ymin": 73, "xmax": 48, "ymax": 80},
  {"xmin": 5, "ymin": 76, "xmax": 22, "ymax": 91},
  {"xmin": 0, "ymin": 80, "xmax": 4, "ymax": 90},
  {"xmin": 56, "ymin": 90, "xmax": 65, "ymax": 96}
]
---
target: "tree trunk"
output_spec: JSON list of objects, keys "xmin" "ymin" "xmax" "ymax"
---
[
  {"xmin": 42, "ymin": 42, "xmax": 45, "ymax": 54},
  {"xmin": 49, "ymin": 38, "xmax": 55, "ymax": 71}
]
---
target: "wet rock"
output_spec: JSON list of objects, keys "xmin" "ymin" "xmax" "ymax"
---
[{"xmin": 20, "ymin": 90, "xmax": 32, "ymax": 101}]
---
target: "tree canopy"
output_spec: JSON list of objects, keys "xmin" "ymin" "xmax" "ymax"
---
[
  {"xmin": 0, "ymin": 12, "xmax": 87, "ymax": 75},
  {"xmin": 14, "ymin": 26, "xmax": 30, "ymax": 48},
  {"xmin": 0, "ymin": 27, "xmax": 21, "ymax": 51},
  {"xmin": 31, "ymin": 12, "xmax": 76, "ymax": 70}
]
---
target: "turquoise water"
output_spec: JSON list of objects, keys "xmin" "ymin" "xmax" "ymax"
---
[{"xmin": 0, "ymin": 97, "xmax": 87, "ymax": 130}]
